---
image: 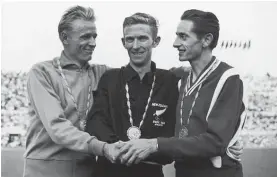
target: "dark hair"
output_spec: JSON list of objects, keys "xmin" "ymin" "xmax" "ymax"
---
[
  {"xmin": 58, "ymin": 5, "xmax": 95, "ymax": 37},
  {"xmin": 181, "ymin": 9, "xmax": 219, "ymax": 49},
  {"xmin": 123, "ymin": 12, "xmax": 159, "ymax": 38}
]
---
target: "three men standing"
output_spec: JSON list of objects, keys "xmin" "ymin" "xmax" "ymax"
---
[{"xmin": 24, "ymin": 5, "xmax": 244, "ymax": 177}]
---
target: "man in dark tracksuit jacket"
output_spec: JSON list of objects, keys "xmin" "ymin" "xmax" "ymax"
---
[
  {"xmin": 85, "ymin": 13, "xmax": 179, "ymax": 177},
  {"xmin": 86, "ymin": 63, "xmax": 178, "ymax": 177}
]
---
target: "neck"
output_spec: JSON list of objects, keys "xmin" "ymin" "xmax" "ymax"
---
[
  {"xmin": 63, "ymin": 50, "xmax": 87, "ymax": 68},
  {"xmin": 130, "ymin": 61, "xmax": 152, "ymax": 80},
  {"xmin": 189, "ymin": 50, "xmax": 213, "ymax": 81}
]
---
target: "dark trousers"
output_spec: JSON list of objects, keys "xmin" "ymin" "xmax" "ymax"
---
[
  {"xmin": 175, "ymin": 162, "xmax": 243, "ymax": 177},
  {"xmin": 96, "ymin": 157, "xmax": 164, "ymax": 177}
]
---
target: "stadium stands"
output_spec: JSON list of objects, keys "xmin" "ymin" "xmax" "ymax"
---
[{"xmin": 1, "ymin": 71, "xmax": 277, "ymax": 148}]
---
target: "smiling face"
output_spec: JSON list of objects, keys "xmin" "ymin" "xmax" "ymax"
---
[
  {"xmin": 173, "ymin": 20, "xmax": 203, "ymax": 62},
  {"xmin": 63, "ymin": 19, "xmax": 97, "ymax": 64},
  {"xmin": 122, "ymin": 24, "xmax": 159, "ymax": 67}
]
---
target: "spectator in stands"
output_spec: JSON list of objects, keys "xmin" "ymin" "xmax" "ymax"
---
[{"xmin": 23, "ymin": 5, "xmax": 121, "ymax": 177}]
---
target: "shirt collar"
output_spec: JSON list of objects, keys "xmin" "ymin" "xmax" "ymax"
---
[
  {"xmin": 123, "ymin": 61, "xmax": 157, "ymax": 85},
  {"xmin": 203, "ymin": 56, "xmax": 216, "ymax": 72},
  {"xmin": 189, "ymin": 55, "xmax": 216, "ymax": 85},
  {"xmin": 54, "ymin": 51, "xmax": 90, "ymax": 70}
]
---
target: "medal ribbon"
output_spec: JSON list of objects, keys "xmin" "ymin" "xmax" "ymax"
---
[
  {"xmin": 180, "ymin": 59, "xmax": 221, "ymax": 126},
  {"xmin": 125, "ymin": 75, "xmax": 156, "ymax": 129},
  {"xmin": 56, "ymin": 59, "xmax": 93, "ymax": 130}
]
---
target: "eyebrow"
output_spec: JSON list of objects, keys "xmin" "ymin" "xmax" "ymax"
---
[
  {"xmin": 80, "ymin": 32, "xmax": 97, "ymax": 36},
  {"xmin": 125, "ymin": 34, "xmax": 148, "ymax": 37},
  {"xmin": 176, "ymin": 32, "xmax": 188, "ymax": 36}
]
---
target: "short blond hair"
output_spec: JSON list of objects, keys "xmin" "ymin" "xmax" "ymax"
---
[{"xmin": 58, "ymin": 5, "xmax": 95, "ymax": 37}]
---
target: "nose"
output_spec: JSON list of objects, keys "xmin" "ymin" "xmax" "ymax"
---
[
  {"xmin": 173, "ymin": 37, "xmax": 181, "ymax": 48},
  {"xmin": 88, "ymin": 37, "xmax": 96, "ymax": 47},
  {"xmin": 132, "ymin": 39, "xmax": 140, "ymax": 49}
]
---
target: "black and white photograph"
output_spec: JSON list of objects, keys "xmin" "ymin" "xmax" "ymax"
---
[{"xmin": 1, "ymin": 1, "xmax": 277, "ymax": 177}]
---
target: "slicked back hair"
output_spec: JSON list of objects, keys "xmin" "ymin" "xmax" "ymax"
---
[
  {"xmin": 181, "ymin": 9, "xmax": 220, "ymax": 49},
  {"xmin": 58, "ymin": 5, "xmax": 95, "ymax": 39},
  {"xmin": 123, "ymin": 12, "xmax": 159, "ymax": 38}
]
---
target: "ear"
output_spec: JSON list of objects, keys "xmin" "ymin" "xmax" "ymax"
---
[
  {"xmin": 153, "ymin": 36, "xmax": 161, "ymax": 48},
  {"xmin": 121, "ymin": 37, "xmax": 127, "ymax": 49},
  {"xmin": 202, "ymin": 33, "xmax": 213, "ymax": 48},
  {"xmin": 60, "ymin": 31, "xmax": 69, "ymax": 45},
  {"xmin": 121, "ymin": 37, "xmax": 125, "ymax": 45}
]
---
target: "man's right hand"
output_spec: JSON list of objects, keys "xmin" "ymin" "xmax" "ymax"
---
[
  {"xmin": 103, "ymin": 141, "xmax": 125, "ymax": 163},
  {"xmin": 228, "ymin": 137, "xmax": 244, "ymax": 161}
]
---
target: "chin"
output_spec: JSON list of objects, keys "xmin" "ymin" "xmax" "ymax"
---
[
  {"xmin": 179, "ymin": 57, "xmax": 188, "ymax": 62},
  {"xmin": 130, "ymin": 57, "xmax": 143, "ymax": 63},
  {"xmin": 133, "ymin": 62, "xmax": 145, "ymax": 67},
  {"xmin": 84, "ymin": 55, "xmax": 92, "ymax": 61},
  {"xmin": 130, "ymin": 59, "xmax": 146, "ymax": 67}
]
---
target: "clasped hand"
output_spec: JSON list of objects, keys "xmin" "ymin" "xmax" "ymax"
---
[{"xmin": 103, "ymin": 139, "xmax": 157, "ymax": 166}]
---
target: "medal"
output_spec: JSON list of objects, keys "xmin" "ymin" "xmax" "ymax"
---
[
  {"xmin": 57, "ymin": 59, "xmax": 92, "ymax": 131},
  {"xmin": 127, "ymin": 126, "xmax": 141, "ymax": 140},
  {"xmin": 125, "ymin": 74, "xmax": 156, "ymax": 140},
  {"xmin": 179, "ymin": 125, "xmax": 188, "ymax": 138}
]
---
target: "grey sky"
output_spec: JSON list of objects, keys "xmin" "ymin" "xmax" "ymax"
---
[{"xmin": 2, "ymin": 1, "xmax": 277, "ymax": 76}]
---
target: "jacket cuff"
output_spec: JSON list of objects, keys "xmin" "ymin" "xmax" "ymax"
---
[{"xmin": 157, "ymin": 137, "xmax": 171, "ymax": 154}]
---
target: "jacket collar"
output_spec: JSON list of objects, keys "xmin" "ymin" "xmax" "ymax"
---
[
  {"xmin": 123, "ymin": 61, "xmax": 157, "ymax": 85},
  {"xmin": 53, "ymin": 51, "xmax": 90, "ymax": 70}
]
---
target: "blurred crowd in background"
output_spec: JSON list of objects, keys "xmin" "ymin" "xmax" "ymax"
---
[{"xmin": 1, "ymin": 71, "xmax": 277, "ymax": 148}]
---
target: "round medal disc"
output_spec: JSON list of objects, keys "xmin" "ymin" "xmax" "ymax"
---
[
  {"xmin": 179, "ymin": 125, "xmax": 188, "ymax": 138},
  {"xmin": 127, "ymin": 126, "xmax": 141, "ymax": 140}
]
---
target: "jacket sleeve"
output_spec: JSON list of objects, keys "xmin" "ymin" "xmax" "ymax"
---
[
  {"xmin": 27, "ymin": 66, "xmax": 99, "ymax": 153},
  {"xmin": 157, "ymin": 75, "xmax": 244, "ymax": 159},
  {"xmin": 85, "ymin": 71, "xmax": 119, "ymax": 143},
  {"xmin": 92, "ymin": 64, "xmax": 112, "ymax": 84},
  {"xmin": 146, "ymin": 73, "xmax": 179, "ymax": 165}
]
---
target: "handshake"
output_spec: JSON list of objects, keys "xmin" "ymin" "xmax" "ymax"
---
[{"xmin": 102, "ymin": 139, "xmax": 158, "ymax": 166}]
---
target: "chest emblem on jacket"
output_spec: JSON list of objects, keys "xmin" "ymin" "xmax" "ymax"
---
[{"xmin": 152, "ymin": 103, "xmax": 167, "ymax": 127}]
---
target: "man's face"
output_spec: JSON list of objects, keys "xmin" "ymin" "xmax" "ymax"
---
[
  {"xmin": 173, "ymin": 20, "xmax": 203, "ymax": 62},
  {"xmin": 122, "ymin": 24, "xmax": 158, "ymax": 67},
  {"xmin": 64, "ymin": 19, "xmax": 97, "ymax": 63}
]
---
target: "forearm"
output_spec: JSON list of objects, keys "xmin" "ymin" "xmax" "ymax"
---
[
  {"xmin": 38, "ymin": 117, "xmax": 107, "ymax": 156},
  {"xmin": 46, "ymin": 117, "xmax": 99, "ymax": 153},
  {"xmin": 157, "ymin": 134, "xmax": 223, "ymax": 159},
  {"xmin": 145, "ymin": 151, "xmax": 173, "ymax": 165}
]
